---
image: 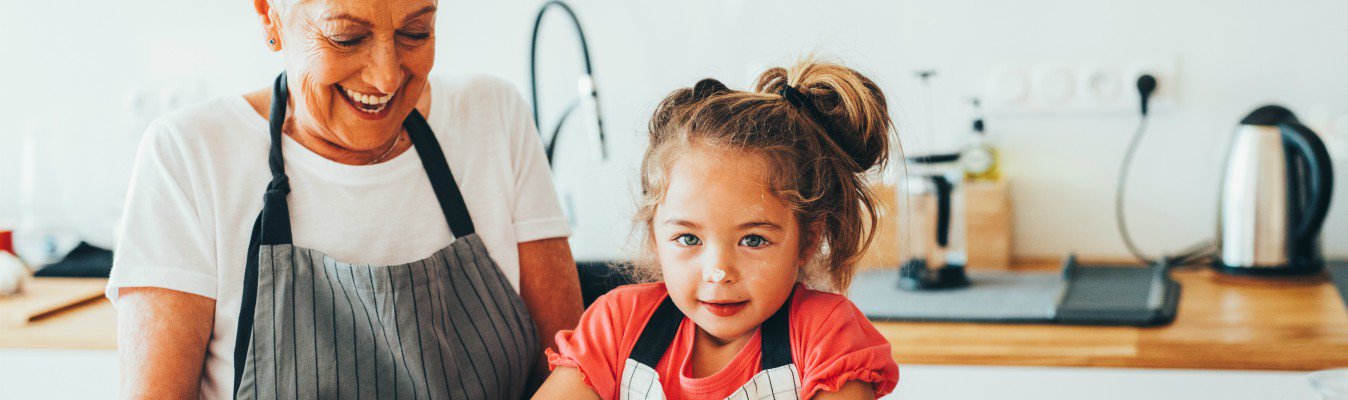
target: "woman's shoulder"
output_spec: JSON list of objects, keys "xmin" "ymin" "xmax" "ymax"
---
[
  {"xmin": 144, "ymin": 95, "xmax": 265, "ymax": 149},
  {"xmin": 428, "ymin": 73, "xmax": 526, "ymax": 110},
  {"xmin": 425, "ymin": 74, "xmax": 534, "ymax": 147}
]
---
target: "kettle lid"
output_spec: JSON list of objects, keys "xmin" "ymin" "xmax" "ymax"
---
[{"xmin": 1241, "ymin": 105, "xmax": 1299, "ymax": 126}]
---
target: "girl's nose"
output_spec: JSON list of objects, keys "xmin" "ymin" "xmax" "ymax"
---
[
  {"xmin": 701, "ymin": 245, "xmax": 737, "ymax": 284},
  {"xmin": 702, "ymin": 265, "xmax": 728, "ymax": 283}
]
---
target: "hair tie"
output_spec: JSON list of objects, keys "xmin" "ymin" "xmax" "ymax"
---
[
  {"xmin": 778, "ymin": 85, "xmax": 816, "ymax": 115},
  {"xmin": 779, "ymin": 85, "xmax": 860, "ymax": 166}
]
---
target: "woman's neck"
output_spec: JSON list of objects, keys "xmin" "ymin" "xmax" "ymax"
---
[
  {"xmin": 242, "ymin": 82, "xmax": 432, "ymax": 166},
  {"xmin": 284, "ymin": 120, "xmax": 411, "ymax": 166},
  {"xmin": 689, "ymin": 325, "xmax": 755, "ymax": 379}
]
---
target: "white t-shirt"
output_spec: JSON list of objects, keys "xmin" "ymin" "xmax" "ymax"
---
[{"xmin": 107, "ymin": 74, "xmax": 571, "ymax": 400}]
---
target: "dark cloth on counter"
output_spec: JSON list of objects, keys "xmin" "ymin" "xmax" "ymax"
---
[{"xmin": 34, "ymin": 242, "xmax": 113, "ymax": 278}]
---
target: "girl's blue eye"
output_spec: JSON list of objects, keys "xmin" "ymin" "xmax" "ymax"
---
[
  {"xmin": 740, "ymin": 235, "xmax": 770, "ymax": 248},
  {"xmin": 675, "ymin": 234, "xmax": 702, "ymax": 246}
]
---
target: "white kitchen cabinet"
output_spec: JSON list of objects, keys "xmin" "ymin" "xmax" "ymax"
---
[{"xmin": 0, "ymin": 350, "xmax": 1321, "ymax": 399}]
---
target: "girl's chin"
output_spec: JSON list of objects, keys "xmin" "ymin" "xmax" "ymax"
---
[{"xmin": 693, "ymin": 318, "xmax": 758, "ymax": 343}]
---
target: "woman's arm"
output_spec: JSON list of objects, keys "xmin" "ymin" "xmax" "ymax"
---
[
  {"xmin": 517, "ymin": 237, "xmax": 585, "ymax": 394},
  {"xmin": 812, "ymin": 381, "xmax": 876, "ymax": 400},
  {"xmin": 532, "ymin": 366, "xmax": 601, "ymax": 399},
  {"xmin": 116, "ymin": 287, "xmax": 215, "ymax": 399}
]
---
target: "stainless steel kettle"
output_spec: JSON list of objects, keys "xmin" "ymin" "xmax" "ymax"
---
[{"xmin": 1216, "ymin": 105, "xmax": 1335, "ymax": 275}]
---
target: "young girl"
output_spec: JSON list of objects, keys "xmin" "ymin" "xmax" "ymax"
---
[{"xmin": 536, "ymin": 59, "xmax": 900, "ymax": 400}]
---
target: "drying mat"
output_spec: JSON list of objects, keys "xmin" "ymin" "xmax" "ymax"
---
[
  {"xmin": 1326, "ymin": 261, "xmax": 1348, "ymax": 310},
  {"xmin": 849, "ymin": 268, "xmax": 1063, "ymax": 323},
  {"xmin": 849, "ymin": 263, "xmax": 1180, "ymax": 326}
]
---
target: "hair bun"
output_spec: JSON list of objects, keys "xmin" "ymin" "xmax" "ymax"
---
[
  {"xmin": 691, "ymin": 78, "xmax": 731, "ymax": 100},
  {"xmin": 825, "ymin": 118, "xmax": 881, "ymax": 172},
  {"xmin": 755, "ymin": 60, "xmax": 892, "ymax": 172}
]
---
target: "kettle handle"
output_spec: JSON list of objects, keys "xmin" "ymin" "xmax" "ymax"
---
[{"xmin": 1280, "ymin": 121, "xmax": 1335, "ymax": 242}]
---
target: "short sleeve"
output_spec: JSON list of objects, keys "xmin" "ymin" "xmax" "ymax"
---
[
  {"xmin": 796, "ymin": 297, "xmax": 900, "ymax": 399},
  {"xmin": 497, "ymin": 83, "xmax": 571, "ymax": 243},
  {"xmin": 546, "ymin": 291, "xmax": 631, "ymax": 400},
  {"xmin": 105, "ymin": 120, "xmax": 218, "ymax": 304}
]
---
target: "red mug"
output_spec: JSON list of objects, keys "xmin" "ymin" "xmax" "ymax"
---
[{"xmin": 0, "ymin": 230, "xmax": 13, "ymax": 254}]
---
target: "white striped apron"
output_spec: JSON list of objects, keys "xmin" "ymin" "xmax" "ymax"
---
[
  {"xmin": 231, "ymin": 73, "xmax": 539, "ymax": 399},
  {"xmin": 620, "ymin": 295, "xmax": 801, "ymax": 400}
]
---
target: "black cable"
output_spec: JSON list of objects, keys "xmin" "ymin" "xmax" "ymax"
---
[
  {"xmin": 546, "ymin": 100, "xmax": 581, "ymax": 163},
  {"xmin": 1115, "ymin": 74, "xmax": 1216, "ymax": 268},
  {"xmin": 1115, "ymin": 116, "xmax": 1156, "ymax": 265},
  {"xmin": 529, "ymin": 1, "xmax": 604, "ymax": 164}
]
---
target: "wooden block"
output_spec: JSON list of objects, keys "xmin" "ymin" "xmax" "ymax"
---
[
  {"xmin": 965, "ymin": 180, "xmax": 1013, "ymax": 269},
  {"xmin": 858, "ymin": 182, "xmax": 902, "ymax": 270},
  {"xmin": 859, "ymin": 180, "xmax": 1012, "ymax": 270}
]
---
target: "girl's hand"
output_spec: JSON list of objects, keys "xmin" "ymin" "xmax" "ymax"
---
[
  {"xmin": 813, "ymin": 380, "xmax": 876, "ymax": 400},
  {"xmin": 532, "ymin": 367, "xmax": 600, "ymax": 400}
]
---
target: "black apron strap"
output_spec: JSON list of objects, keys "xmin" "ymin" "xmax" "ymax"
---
[
  {"xmin": 404, "ymin": 110, "xmax": 476, "ymax": 237},
  {"xmin": 234, "ymin": 73, "xmax": 293, "ymax": 396},
  {"xmin": 759, "ymin": 289, "xmax": 795, "ymax": 370},
  {"xmin": 628, "ymin": 296, "xmax": 685, "ymax": 367},
  {"xmin": 259, "ymin": 73, "xmax": 294, "ymax": 246}
]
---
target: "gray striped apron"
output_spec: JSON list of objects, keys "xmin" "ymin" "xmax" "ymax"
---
[
  {"xmin": 620, "ymin": 294, "xmax": 801, "ymax": 400},
  {"xmin": 232, "ymin": 73, "xmax": 540, "ymax": 399}
]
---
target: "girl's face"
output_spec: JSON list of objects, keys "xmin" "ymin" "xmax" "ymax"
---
[{"xmin": 651, "ymin": 145, "xmax": 811, "ymax": 344}]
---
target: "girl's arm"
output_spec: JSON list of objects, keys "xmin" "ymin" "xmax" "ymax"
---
[
  {"xmin": 532, "ymin": 366, "xmax": 601, "ymax": 399},
  {"xmin": 812, "ymin": 381, "xmax": 876, "ymax": 400}
]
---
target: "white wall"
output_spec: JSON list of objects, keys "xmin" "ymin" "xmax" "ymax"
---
[{"xmin": 2, "ymin": 0, "xmax": 1346, "ymax": 261}]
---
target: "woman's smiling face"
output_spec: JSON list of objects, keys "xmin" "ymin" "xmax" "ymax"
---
[
  {"xmin": 261, "ymin": 0, "xmax": 436, "ymax": 151},
  {"xmin": 651, "ymin": 144, "xmax": 811, "ymax": 344}
]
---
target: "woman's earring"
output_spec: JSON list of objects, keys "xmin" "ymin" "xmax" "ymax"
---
[{"xmin": 268, "ymin": 38, "xmax": 276, "ymax": 45}]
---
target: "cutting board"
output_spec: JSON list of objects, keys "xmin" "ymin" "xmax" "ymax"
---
[{"xmin": 0, "ymin": 278, "xmax": 108, "ymax": 327}]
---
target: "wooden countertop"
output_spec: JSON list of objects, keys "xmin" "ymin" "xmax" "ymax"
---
[
  {"xmin": 874, "ymin": 263, "xmax": 1348, "ymax": 371},
  {"xmin": 0, "ymin": 295, "xmax": 116, "ymax": 350},
  {"xmin": 4, "ymin": 265, "xmax": 1348, "ymax": 371}
]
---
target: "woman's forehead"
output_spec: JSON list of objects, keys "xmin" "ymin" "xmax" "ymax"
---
[{"xmin": 286, "ymin": 0, "xmax": 437, "ymax": 25}]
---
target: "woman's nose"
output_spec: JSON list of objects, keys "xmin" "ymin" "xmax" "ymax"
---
[{"xmin": 363, "ymin": 39, "xmax": 404, "ymax": 94}]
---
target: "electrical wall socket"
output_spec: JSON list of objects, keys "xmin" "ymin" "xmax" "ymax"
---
[
  {"xmin": 985, "ymin": 57, "xmax": 1178, "ymax": 116},
  {"xmin": 1124, "ymin": 58, "xmax": 1178, "ymax": 112}
]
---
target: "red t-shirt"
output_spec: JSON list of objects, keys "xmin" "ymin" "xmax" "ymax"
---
[{"xmin": 547, "ymin": 283, "xmax": 899, "ymax": 399}]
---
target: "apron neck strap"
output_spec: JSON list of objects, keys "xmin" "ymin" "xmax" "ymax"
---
[
  {"xmin": 758, "ymin": 289, "xmax": 794, "ymax": 369},
  {"xmin": 404, "ymin": 110, "xmax": 476, "ymax": 237},
  {"xmin": 258, "ymin": 72, "xmax": 477, "ymax": 243},
  {"xmin": 259, "ymin": 72, "xmax": 293, "ymax": 245}
]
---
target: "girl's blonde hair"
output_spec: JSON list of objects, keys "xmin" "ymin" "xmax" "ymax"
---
[{"xmin": 626, "ymin": 58, "xmax": 896, "ymax": 292}]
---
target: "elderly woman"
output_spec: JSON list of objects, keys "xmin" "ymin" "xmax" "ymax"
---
[{"xmin": 107, "ymin": 0, "xmax": 584, "ymax": 398}]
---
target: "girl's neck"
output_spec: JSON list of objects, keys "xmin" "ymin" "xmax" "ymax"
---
[{"xmin": 689, "ymin": 325, "xmax": 755, "ymax": 379}]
